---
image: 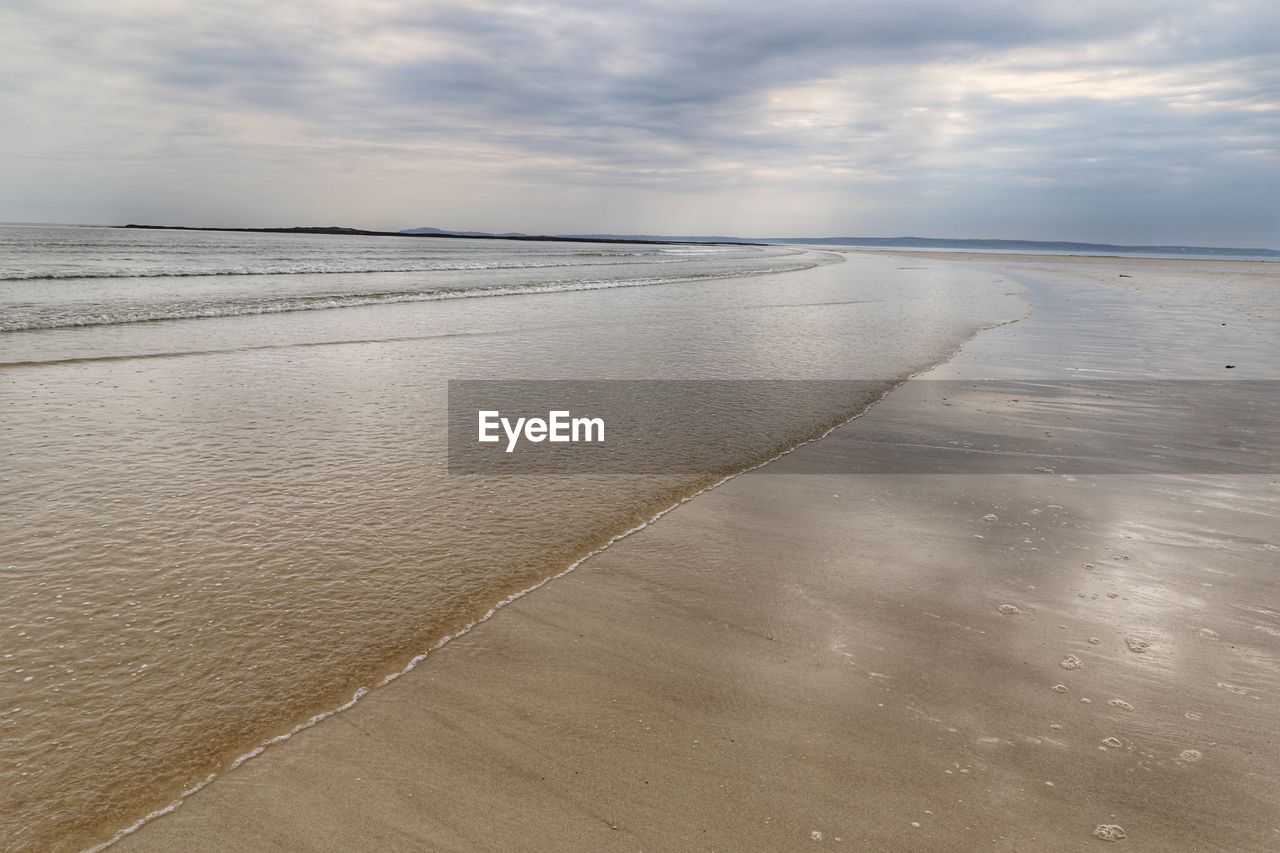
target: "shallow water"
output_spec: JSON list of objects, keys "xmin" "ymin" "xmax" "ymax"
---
[{"xmin": 0, "ymin": 226, "xmax": 1025, "ymax": 849}]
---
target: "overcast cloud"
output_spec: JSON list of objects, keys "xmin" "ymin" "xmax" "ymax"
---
[{"xmin": 1, "ymin": 0, "xmax": 1276, "ymax": 244}]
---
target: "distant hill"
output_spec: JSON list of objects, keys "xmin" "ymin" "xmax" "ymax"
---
[
  {"xmin": 120, "ymin": 224, "xmax": 738, "ymax": 246},
  {"xmin": 759, "ymin": 236, "xmax": 1280, "ymax": 258},
  {"xmin": 402, "ymin": 226, "xmax": 531, "ymax": 238},
  {"xmin": 125, "ymin": 224, "xmax": 402, "ymax": 236}
]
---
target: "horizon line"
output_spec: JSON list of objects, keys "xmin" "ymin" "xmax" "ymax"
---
[{"xmin": 2, "ymin": 220, "xmax": 1276, "ymax": 255}]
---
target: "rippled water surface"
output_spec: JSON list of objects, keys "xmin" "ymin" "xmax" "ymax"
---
[
  {"xmin": 0, "ymin": 226, "xmax": 811, "ymax": 331},
  {"xmin": 0, "ymin": 225, "xmax": 1025, "ymax": 849}
]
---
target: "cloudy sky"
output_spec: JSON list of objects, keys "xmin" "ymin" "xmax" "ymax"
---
[{"xmin": 1, "ymin": 0, "xmax": 1277, "ymax": 245}]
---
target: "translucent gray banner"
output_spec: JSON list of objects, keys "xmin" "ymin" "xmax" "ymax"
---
[{"xmin": 447, "ymin": 380, "xmax": 1279, "ymax": 475}]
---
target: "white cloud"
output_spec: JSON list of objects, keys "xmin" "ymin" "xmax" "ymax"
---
[{"xmin": 0, "ymin": 0, "xmax": 1275, "ymax": 244}]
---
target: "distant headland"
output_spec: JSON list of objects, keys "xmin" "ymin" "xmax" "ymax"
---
[
  {"xmin": 118, "ymin": 224, "xmax": 1278, "ymax": 258},
  {"xmin": 120, "ymin": 224, "xmax": 754, "ymax": 247}
]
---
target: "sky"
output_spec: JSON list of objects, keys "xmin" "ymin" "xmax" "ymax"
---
[{"xmin": 1, "ymin": 0, "xmax": 1277, "ymax": 246}]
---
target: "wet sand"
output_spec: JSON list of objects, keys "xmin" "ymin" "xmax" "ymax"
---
[{"xmin": 118, "ymin": 254, "xmax": 1280, "ymax": 851}]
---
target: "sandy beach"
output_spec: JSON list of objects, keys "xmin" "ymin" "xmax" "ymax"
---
[
  {"xmin": 109, "ymin": 253, "xmax": 1280, "ymax": 852},
  {"xmin": 7, "ymin": 2, "xmax": 1278, "ymax": 849}
]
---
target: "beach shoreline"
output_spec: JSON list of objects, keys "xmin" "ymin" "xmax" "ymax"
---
[
  {"xmin": 111, "ymin": 253, "xmax": 1280, "ymax": 851},
  {"xmin": 2, "ymin": 238, "xmax": 1034, "ymax": 851}
]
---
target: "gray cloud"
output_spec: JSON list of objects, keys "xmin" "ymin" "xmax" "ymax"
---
[{"xmin": 0, "ymin": 0, "xmax": 1275, "ymax": 245}]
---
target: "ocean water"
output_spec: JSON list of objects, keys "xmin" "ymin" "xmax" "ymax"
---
[
  {"xmin": 0, "ymin": 226, "xmax": 817, "ymax": 334},
  {"xmin": 0, "ymin": 224, "xmax": 1025, "ymax": 849}
]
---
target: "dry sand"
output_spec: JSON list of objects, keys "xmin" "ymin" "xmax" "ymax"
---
[{"xmin": 117, "ymin": 255, "xmax": 1280, "ymax": 852}]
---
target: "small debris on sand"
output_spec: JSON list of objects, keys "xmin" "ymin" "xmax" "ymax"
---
[
  {"xmin": 1093, "ymin": 824, "xmax": 1127, "ymax": 842},
  {"xmin": 1124, "ymin": 637, "xmax": 1150, "ymax": 654}
]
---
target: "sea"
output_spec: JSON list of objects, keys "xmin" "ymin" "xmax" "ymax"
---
[{"xmin": 0, "ymin": 224, "xmax": 1025, "ymax": 849}]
